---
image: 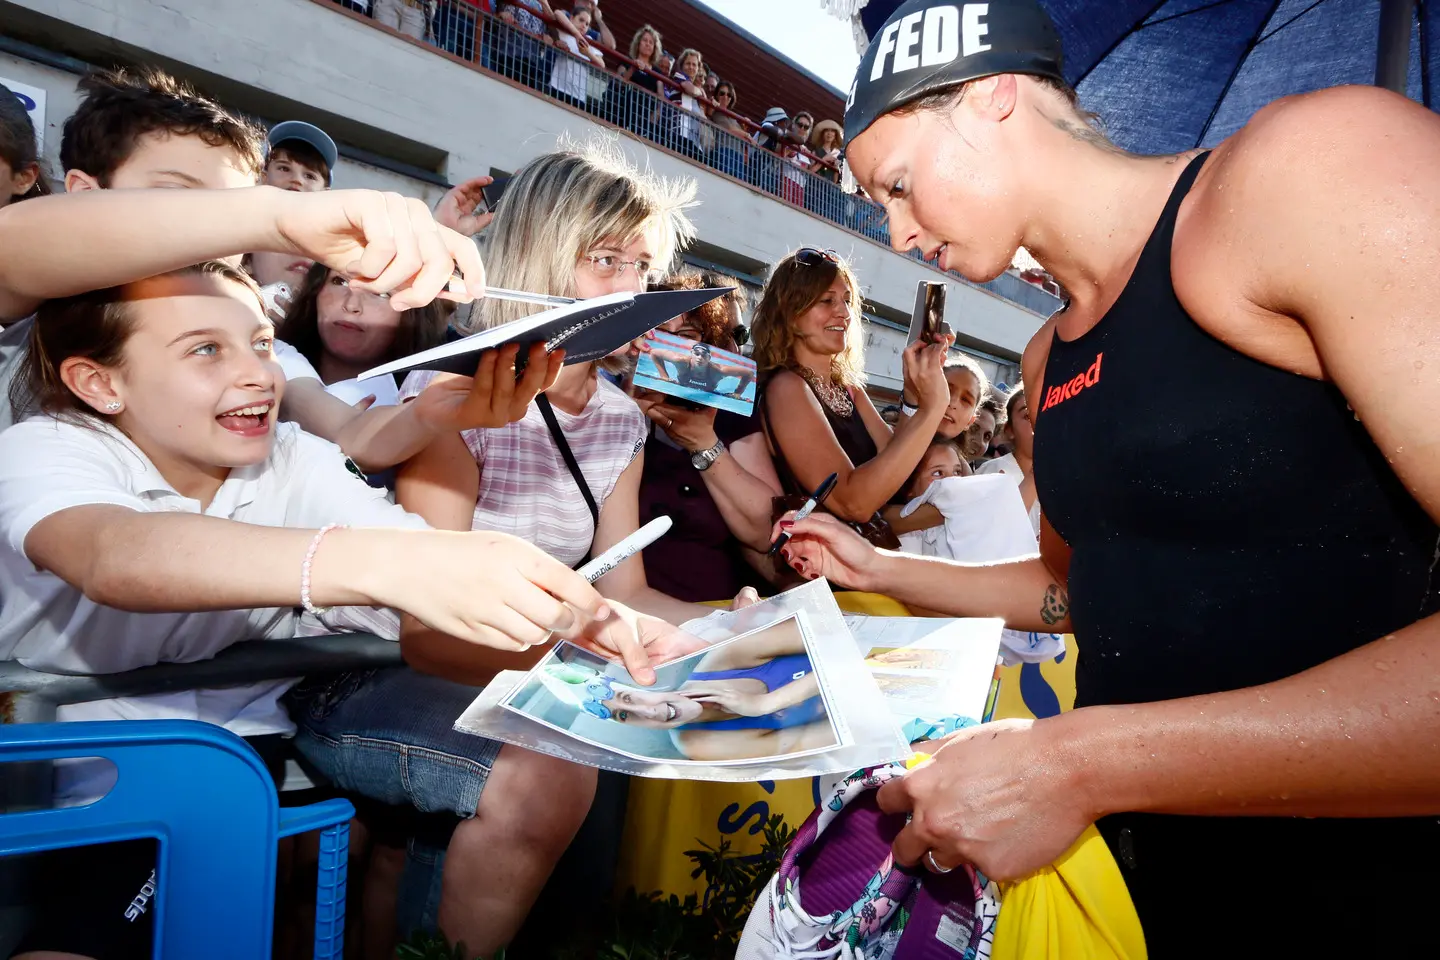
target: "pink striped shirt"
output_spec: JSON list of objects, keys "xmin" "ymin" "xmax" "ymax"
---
[{"xmin": 401, "ymin": 373, "xmax": 647, "ymax": 566}]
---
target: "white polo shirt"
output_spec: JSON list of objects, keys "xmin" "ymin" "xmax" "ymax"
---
[{"xmin": 0, "ymin": 417, "xmax": 427, "ymax": 748}]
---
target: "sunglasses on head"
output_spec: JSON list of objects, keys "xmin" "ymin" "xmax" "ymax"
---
[{"xmin": 795, "ymin": 248, "xmax": 840, "ymax": 267}]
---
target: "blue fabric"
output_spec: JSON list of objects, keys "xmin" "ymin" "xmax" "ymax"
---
[
  {"xmin": 855, "ymin": 0, "xmax": 1436, "ymax": 154},
  {"xmin": 683, "ymin": 653, "xmax": 826, "ymax": 731}
]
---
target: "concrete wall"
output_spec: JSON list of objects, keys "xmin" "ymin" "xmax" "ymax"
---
[{"xmin": 3, "ymin": 0, "xmax": 1044, "ymax": 371}]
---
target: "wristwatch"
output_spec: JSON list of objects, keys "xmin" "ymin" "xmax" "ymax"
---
[{"xmin": 690, "ymin": 439, "xmax": 725, "ymax": 471}]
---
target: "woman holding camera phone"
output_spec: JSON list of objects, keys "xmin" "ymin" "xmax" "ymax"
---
[{"xmin": 749, "ymin": 248, "xmax": 950, "ymax": 531}]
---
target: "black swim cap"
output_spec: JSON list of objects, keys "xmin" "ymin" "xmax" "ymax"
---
[{"xmin": 844, "ymin": 0, "xmax": 1065, "ymax": 145}]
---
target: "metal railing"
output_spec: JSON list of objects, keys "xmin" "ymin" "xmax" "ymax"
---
[{"xmin": 335, "ymin": 1, "xmax": 1061, "ymax": 317}]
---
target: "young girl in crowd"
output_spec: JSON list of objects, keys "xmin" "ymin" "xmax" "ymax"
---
[
  {"xmin": 276, "ymin": 263, "xmax": 448, "ymax": 407},
  {"xmin": 976, "ymin": 386, "xmax": 1039, "ymax": 536},
  {"xmin": 0, "ymin": 259, "xmax": 628, "ymax": 960},
  {"xmin": 749, "ymin": 248, "xmax": 950, "ymax": 531},
  {"xmin": 889, "ymin": 354, "xmax": 987, "ymax": 534}
]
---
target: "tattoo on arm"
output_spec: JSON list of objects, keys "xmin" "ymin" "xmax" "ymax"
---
[{"xmin": 1040, "ymin": 584, "xmax": 1069, "ymax": 626}]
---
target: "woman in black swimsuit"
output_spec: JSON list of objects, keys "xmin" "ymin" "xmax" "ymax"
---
[{"xmin": 781, "ymin": 0, "xmax": 1440, "ymax": 952}]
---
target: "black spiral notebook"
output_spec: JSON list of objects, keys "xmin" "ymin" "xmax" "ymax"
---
[{"xmin": 357, "ymin": 287, "xmax": 730, "ymax": 381}]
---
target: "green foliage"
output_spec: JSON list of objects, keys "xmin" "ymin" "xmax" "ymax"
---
[{"xmin": 398, "ymin": 813, "xmax": 797, "ymax": 960}]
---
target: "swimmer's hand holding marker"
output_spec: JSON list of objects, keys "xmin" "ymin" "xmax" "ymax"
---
[{"xmin": 768, "ymin": 473, "xmax": 840, "ymax": 558}]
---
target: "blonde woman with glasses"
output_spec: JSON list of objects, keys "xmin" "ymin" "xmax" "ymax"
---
[{"xmin": 288, "ymin": 146, "xmax": 718, "ymax": 959}]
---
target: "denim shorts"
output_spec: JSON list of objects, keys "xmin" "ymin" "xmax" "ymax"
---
[{"xmin": 286, "ymin": 666, "xmax": 503, "ymax": 819}]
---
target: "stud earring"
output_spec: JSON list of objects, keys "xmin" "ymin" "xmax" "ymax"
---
[{"xmin": 105, "ymin": 402, "xmax": 121, "ymax": 412}]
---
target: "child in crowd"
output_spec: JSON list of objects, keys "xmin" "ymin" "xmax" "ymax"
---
[
  {"xmin": 885, "ymin": 354, "xmax": 986, "ymax": 533},
  {"xmin": 976, "ymin": 385, "xmax": 1038, "ymax": 536},
  {"xmin": 275, "ymin": 262, "xmax": 448, "ymax": 407},
  {"xmin": 264, "ymin": 119, "xmax": 336, "ymax": 191}
]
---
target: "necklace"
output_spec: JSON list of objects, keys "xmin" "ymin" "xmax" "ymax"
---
[{"xmin": 795, "ymin": 364, "xmax": 853, "ymax": 418}]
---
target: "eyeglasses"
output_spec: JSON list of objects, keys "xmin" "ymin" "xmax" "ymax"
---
[
  {"xmin": 795, "ymin": 247, "xmax": 840, "ymax": 267},
  {"xmin": 582, "ymin": 254, "xmax": 655, "ymax": 280}
]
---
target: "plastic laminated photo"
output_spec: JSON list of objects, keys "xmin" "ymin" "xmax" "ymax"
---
[
  {"xmin": 499, "ymin": 613, "xmax": 845, "ymax": 765},
  {"xmin": 633, "ymin": 330, "xmax": 758, "ymax": 416}
]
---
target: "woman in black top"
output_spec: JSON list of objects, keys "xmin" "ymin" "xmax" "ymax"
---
[
  {"xmin": 749, "ymin": 248, "xmax": 949, "ymax": 525},
  {"xmin": 779, "ymin": 0, "xmax": 1440, "ymax": 953}
]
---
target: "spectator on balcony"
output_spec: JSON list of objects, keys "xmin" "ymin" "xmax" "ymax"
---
[
  {"xmin": 809, "ymin": 119, "xmax": 844, "ymax": 185},
  {"xmin": 374, "ymin": 0, "xmax": 432, "ymax": 40},
  {"xmin": 492, "ymin": 0, "xmax": 556, "ymax": 91},
  {"xmin": 708, "ymin": 81, "xmax": 747, "ymax": 180},
  {"xmin": 0, "ymin": 83, "xmax": 49, "ymax": 213},
  {"xmin": 616, "ymin": 24, "xmax": 662, "ymax": 135},
  {"xmin": 752, "ymin": 107, "xmax": 792, "ymax": 196},
  {"xmin": 750, "ymin": 248, "xmax": 951, "ymax": 531},
  {"xmin": 549, "ymin": 5, "xmax": 605, "ymax": 111},
  {"xmin": 432, "ymin": 0, "xmax": 484, "ymax": 60},
  {"xmin": 666, "ymin": 48, "xmax": 708, "ymax": 160},
  {"xmin": 657, "ymin": 51, "xmax": 674, "ymax": 76},
  {"xmin": 703, "ymin": 67, "xmax": 720, "ymax": 99},
  {"xmin": 559, "ymin": 0, "xmax": 614, "ymax": 49},
  {"xmin": 264, "ymin": 120, "xmax": 337, "ymax": 192}
]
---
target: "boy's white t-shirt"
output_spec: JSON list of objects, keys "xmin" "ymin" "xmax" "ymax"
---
[{"xmin": 0, "ymin": 417, "xmax": 427, "ymax": 800}]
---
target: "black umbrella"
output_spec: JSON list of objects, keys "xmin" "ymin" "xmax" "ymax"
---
[{"xmin": 835, "ymin": 0, "xmax": 1432, "ymax": 154}]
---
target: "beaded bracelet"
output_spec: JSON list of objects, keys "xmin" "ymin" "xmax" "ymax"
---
[{"xmin": 301, "ymin": 523, "xmax": 347, "ymax": 616}]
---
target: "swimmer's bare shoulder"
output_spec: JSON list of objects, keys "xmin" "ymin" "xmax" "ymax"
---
[{"xmin": 1173, "ymin": 85, "xmax": 1440, "ymax": 379}]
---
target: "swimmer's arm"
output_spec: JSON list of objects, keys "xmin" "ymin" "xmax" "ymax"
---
[
  {"xmin": 1060, "ymin": 612, "xmax": 1440, "ymax": 819},
  {"xmin": 1060, "ymin": 90, "xmax": 1440, "ymax": 820}
]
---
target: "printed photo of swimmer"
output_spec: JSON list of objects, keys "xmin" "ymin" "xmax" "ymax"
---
[
  {"xmin": 633, "ymin": 330, "xmax": 759, "ymax": 416},
  {"xmin": 501, "ymin": 615, "xmax": 844, "ymax": 765}
]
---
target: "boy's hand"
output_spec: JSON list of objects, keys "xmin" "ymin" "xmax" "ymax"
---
[{"xmin": 272, "ymin": 188, "xmax": 486, "ymax": 311}]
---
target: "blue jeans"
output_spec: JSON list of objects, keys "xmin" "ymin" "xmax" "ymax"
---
[{"xmin": 287, "ymin": 667, "xmax": 503, "ymax": 936}]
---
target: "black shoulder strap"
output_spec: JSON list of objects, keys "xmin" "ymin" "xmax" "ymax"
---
[{"xmin": 536, "ymin": 393, "xmax": 601, "ymax": 530}]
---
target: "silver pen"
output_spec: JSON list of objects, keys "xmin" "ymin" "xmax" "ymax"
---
[{"xmin": 446, "ymin": 275, "xmax": 576, "ymax": 307}]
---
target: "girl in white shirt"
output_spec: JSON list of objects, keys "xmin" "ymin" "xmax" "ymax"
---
[{"xmin": 275, "ymin": 263, "xmax": 448, "ymax": 407}]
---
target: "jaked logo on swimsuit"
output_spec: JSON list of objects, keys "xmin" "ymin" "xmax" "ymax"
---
[
  {"xmin": 869, "ymin": 4, "xmax": 992, "ymax": 81},
  {"xmin": 1041, "ymin": 352, "xmax": 1103, "ymax": 412}
]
